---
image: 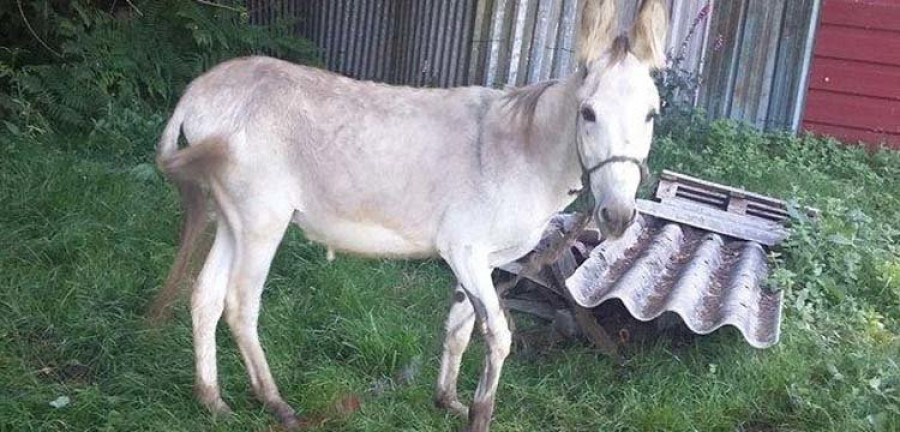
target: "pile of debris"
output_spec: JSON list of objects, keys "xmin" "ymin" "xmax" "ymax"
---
[{"xmin": 496, "ymin": 171, "xmax": 816, "ymax": 359}]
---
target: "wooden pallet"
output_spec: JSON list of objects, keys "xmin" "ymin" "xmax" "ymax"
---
[{"xmin": 636, "ymin": 170, "xmax": 818, "ymax": 246}]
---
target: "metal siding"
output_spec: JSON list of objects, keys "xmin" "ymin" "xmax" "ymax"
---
[
  {"xmin": 254, "ymin": 1, "xmax": 818, "ymax": 132},
  {"xmin": 803, "ymin": 0, "xmax": 900, "ymax": 149}
]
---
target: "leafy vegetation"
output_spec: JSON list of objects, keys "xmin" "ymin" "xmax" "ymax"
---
[
  {"xmin": 1, "ymin": 0, "xmax": 317, "ymax": 154},
  {"xmin": 1, "ymin": 2, "xmax": 898, "ymax": 431}
]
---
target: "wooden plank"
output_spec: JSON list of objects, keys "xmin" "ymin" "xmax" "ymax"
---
[
  {"xmin": 766, "ymin": 0, "xmax": 817, "ymax": 131},
  {"xmin": 528, "ymin": 0, "xmax": 557, "ymax": 83},
  {"xmin": 637, "ymin": 200, "xmax": 789, "ymax": 246},
  {"xmin": 486, "ymin": 0, "xmax": 511, "ymax": 86},
  {"xmin": 807, "ymin": 57, "xmax": 900, "ymax": 101},
  {"xmin": 659, "ymin": 171, "xmax": 788, "ymax": 210},
  {"xmin": 552, "ymin": 0, "xmax": 579, "ymax": 78},
  {"xmin": 468, "ymin": 0, "xmax": 494, "ymax": 85},
  {"xmin": 538, "ymin": 0, "xmax": 564, "ymax": 81},
  {"xmin": 821, "ymin": 0, "xmax": 900, "ymax": 32},
  {"xmin": 815, "ymin": 23, "xmax": 900, "ymax": 66},
  {"xmin": 804, "ymin": 90, "xmax": 900, "ymax": 134},
  {"xmin": 730, "ymin": 0, "xmax": 787, "ymax": 128},
  {"xmin": 507, "ymin": 0, "xmax": 532, "ymax": 86},
  {"xmin": 803, "ymin": 121, "xmax": 900, "ymax": 150},
  {"xmin": 698, "ymin": 0, "xmax": 746, "ymax": 118}
]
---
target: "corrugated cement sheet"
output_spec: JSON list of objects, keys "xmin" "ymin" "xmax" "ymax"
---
[{"xmin": 565, "ymin": 209, "xmax": 782, "ymax": 349}]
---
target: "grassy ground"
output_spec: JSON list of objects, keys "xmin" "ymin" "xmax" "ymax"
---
[{"xmin": 1, "ymin": 119, "xmax": 898, "ymax": 431}]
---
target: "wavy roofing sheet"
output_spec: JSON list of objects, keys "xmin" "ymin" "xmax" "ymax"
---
[{"xmin": 565, "ymin": 211, "xmax": 783, "ymax": 349}]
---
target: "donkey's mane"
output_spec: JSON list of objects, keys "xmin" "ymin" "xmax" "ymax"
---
[
  {"xmin": 498, "ymin": 34, "xmax": 631, "ymax": 132},
  {"xmin": 500, "ymin": 79, "xmax": 558, "ymax": 129}
]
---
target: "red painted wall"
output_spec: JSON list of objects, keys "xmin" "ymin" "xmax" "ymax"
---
[{"xmin": 803, "ymin": 0, "xmax": 900, "ymax": 149}]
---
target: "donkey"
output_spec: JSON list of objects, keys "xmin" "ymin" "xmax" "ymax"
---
[{"xmin": 151, "ymin": 0, "xmax": 667, "ymax": 430}]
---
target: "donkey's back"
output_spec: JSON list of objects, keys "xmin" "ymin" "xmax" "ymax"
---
[{"xmin": 163, "ymin": 56, "xmax": 504, "ymax": 257}]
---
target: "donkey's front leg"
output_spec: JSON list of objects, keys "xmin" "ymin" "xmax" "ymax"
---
[
  {"xmin": 435, "ymin": 284, "xmax": 476, "ymax": 418},
  {"xmin": 445, "ymin": 246, "xmax": 512, "ymax": 432}
]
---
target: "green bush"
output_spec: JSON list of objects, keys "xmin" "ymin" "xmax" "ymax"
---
[{"xmin": 1, "ymin": 0, "xmax": 318, "ymax": 145}]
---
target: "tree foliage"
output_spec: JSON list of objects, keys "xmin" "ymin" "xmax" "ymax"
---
[{"xmin": 0, "ymin": 0, "xmax": 319, "ymax": 136}]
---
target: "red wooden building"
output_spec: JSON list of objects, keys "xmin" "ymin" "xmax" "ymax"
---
[{"xmin": 802, "ymin": 0, "xmax": 900, "ymax": 149}]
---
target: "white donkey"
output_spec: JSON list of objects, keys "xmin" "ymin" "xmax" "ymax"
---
[{"xmin": 151, "ymin": 0, "xmax": 667, "ymax": 430}]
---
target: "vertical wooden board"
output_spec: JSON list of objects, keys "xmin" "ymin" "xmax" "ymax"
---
[
  {"xmin": 325, "ymin": 0, "xmax": 339, "ymax": 70},
  {"xmin": 441, "ymin": 0, "xmax": 460, "ymax": 86},
  {"xmin": 684, "ymin": 1, "xmax": 714, "ymax": 73},
  {"xmin": 507, "ymin": 0, "xmax": 531, "ymax": 86},
  {"xmin": 730, "ymin": 0, "xmax": 786, "ymax": 127},
  {"xmin": 537, "ymin": 0, "xmax": 563, "ymax": 81},
  {"xmin": 531, "ymin": 0, "xmax": 562, "ymax": 82},
  {"xmin": 375, "ymin": 0, "xmax": 391, "ymax": 82},
  {"xmin": 448, "ymin": 0, "xmax": 466, "ymax": 86},
  {"xmin": 766, "ymin": 0, "xmax": 815, "ymax": 131},
  {"xmin": 432, "ymin": 0, "xmax": 451, "ymax": 86},
  {"xmin": 452, "ymin": 0, "xmax": 476, "ymax": 86},
  {"xmin": 486, "ymin": 0, "xmax": 513, "ymax": 86},
  {"xmin": 469, "ymin": 0, "xmax": 495, "ymax": 85},
  {"xmin": 407, "ymin": 0, "xmax": 425, "ymax": 84},
  {"xmin": 517, "ymin": 0, "xmax": 540, "ymax": 85},
  {"xmin": 552, "ymin": 0, "xmax": 579, "ymax": 79},
  {"xmin": 698, "ymin": 0, "xmax": 745, "ymax": 118}
]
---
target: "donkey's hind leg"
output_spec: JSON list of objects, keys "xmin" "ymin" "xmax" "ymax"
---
[
  {"xmin": 435, "ymin": 283, "xmax": 476, "ymax": 418},
  {"xmin": 192, "ymin": 222, "xmax": 234, "ymax": 415},
  {"xmin": 221, "ymin": 204, "xmax": 298, "ymax": 428}
]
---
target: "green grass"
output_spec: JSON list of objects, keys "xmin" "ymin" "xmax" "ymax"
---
[{"xmin": 1, "ymin": 119, "xmax": 898, "ymax": 431}]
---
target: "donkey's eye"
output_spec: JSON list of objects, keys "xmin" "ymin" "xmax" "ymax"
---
[{"xmin": 581, "ymin": 107, "xmax": 597, "ymax": 123}]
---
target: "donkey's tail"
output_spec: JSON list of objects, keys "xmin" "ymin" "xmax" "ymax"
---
[{"xmin": 149, "ymin": 108, "xmax": 228, "ymax": 323}]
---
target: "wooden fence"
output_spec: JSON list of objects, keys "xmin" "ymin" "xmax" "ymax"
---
[{"xmin": 247, "ymin": 0, "xmax": 821, "ymax": 132}]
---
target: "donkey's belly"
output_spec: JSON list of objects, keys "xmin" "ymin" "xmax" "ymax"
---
[{"xmin": 291, "ymin": 212, "xmax": 437, "ymax": 258}]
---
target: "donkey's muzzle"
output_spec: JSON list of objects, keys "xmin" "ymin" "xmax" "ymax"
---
[{"xmin": 596, "ymin": 202, "xmax": 637, "ymax": 239}]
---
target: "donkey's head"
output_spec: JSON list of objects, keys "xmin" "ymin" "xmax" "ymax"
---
[{"xmin": 574, "ymin": 0, "xmax": 667, "ymax": 238}]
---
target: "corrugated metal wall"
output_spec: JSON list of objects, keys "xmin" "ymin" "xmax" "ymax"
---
[
  {"xmin": 250, "ymin": 0, "xmax": 478, "ymax": 87},
  {"xmin": 248, "ymin": 0, "xmax": 819, "ymax": 132}
]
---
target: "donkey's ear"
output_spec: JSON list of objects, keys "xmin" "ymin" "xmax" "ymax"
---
[
  {"xmin": 577, "ymin": 0, "xmax": 618, "ymax": 64},
  {"xmin": 630, "ymin": 0, "xmax": 668, "ymax": 69}
]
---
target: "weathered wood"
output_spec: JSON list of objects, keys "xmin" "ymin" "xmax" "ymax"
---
[
  {"xmin": 766, "ymin": 0, "xmax": 817, "ymax": 130},
  {"xmin": 552, "ymin": 0, "xmax": 579, "ymax": 78},
  {"xmin": 486, "ymin": 0, "xmax": 511, "ymax": 86},
  {"xmin": 528, "ymin": 0, "xmax": 558, "ymax": 83},
  {"xmin": 729, "ymin": 0, "xmax": 787, "ymax": 126},
  {"xmin": 553, "ymin": 246, "xmax": 619, "ymax": 359},
  {"xmin": 508, "ymin": 0, "xmax": 536, "ymax": 86},
  {"xmin": 468, "ymin": 0, "xmax": 494, "ymax": 85},
  {"xmin": 637, "ymin": 200, "xmax": 788, "ymax": 247},
  {"xmin": 659, "ymin": 170, "xmax": 796, "ymax": 215},
  {"xmin": 503, "ymin": 299, "xmax": 557, "ymax": 320},
  {"xmin": 698, "ymin": 0, "xmax": 746, "ymax": 119}
]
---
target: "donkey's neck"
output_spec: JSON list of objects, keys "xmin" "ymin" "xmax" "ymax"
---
[{"xmin": 502, "ymin": 74, "xmax": 583, "ymax": 210}]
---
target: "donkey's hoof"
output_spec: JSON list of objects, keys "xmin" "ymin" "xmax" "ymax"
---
[
  {"xmin": 204, "ymin": 397, "xmax": 233, "ymax": 417},
  {"xmin": 435, "ymin": 396, "xmax": 469, "ymax": 419},
  {"xmin": 196, "ymin": 386, "xmax": 233, "ymax": 417},
  {"xmin": 271, "ymin": 402, "xmax": 301, "ymax": 430}
]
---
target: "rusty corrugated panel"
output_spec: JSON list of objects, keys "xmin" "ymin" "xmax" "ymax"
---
[
  {"xmin": 565, "ymin": 213, "xmax": 782, "ymax": 349},
  {"xmin": 499, "ymin": 171, "xmax": 809, "ymax": 350}
]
